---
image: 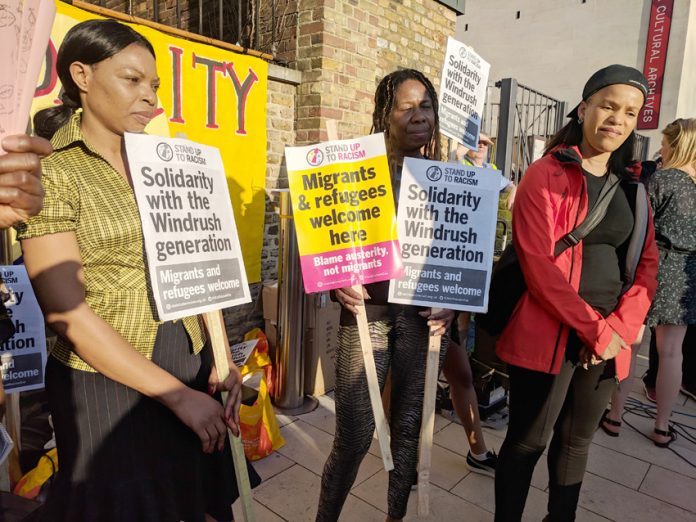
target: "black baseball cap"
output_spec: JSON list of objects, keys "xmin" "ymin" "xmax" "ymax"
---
[{"xmin": 567, "ymin": 64, "xmax": 649, "ymax": 118}]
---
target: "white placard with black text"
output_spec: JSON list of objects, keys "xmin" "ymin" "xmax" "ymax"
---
[
  {"xmin": 438, "ymin": 37, "xmax": 491, "ymax": 150},
  {"xmin": 388, "ymin": 158, "xmax": 499, "ymax": 312},
  {"xmin": 125, "ymin": 133, "xmax": 251, "ymax": 321},
  {"xmin": 0, "ymin": 265, "xmax": 46, "ymax": 393}
]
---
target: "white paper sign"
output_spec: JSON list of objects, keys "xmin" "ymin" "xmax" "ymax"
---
[
  {"xmin": 438, "ymin": 37, "xmax": 491, "ymax": 150},
  {"xmin": 388, "ymin": 158, "xmax": 499, "ymax": 312},
  {"xmin": 231, "ymin": 338, "xmax": 258, "ymax": 368},
  {"xmin": 124, "ymin": 133, "xmax": 251, "ymax": 321},
  {"xmin": 0, "ymin": 265, "xmax": 46, "ymax": 393}
]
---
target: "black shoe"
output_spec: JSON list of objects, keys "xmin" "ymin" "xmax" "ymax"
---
[{"xmin": 466, "ymin": 450, "xmax": 497, "ymax": 477}]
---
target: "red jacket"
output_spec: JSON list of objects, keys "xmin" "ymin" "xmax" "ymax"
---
[{"xmin": 496, "ymin": 146, "xmax": 658, "ymax": 380}]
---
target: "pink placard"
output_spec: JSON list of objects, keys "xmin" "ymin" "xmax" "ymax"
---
[
  {"xmin": 299, "ymin": 240, "xmax": 404, "ymax": 293},
  {"xmin": 14, "ymin": 0, "xmax": 56, "ymax": 134},
  {"xmin": 0, "ymin": 1, "xmax": 21, "ymax": 143},
  {"xmin": 0, "ymin": 0, "xmax": 56, "ymax": 150}
]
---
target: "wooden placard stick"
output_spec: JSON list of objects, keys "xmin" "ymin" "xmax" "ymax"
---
[
  {"xmin": 205, "ymin": 310, "xmax": 256, "ymax": 522},
  {"xmin": 417, "ymin": 307, "xmax": 443, "ymax": 517},
  {"xmin": 326, "ymin": 120, "xmax": 393, "ymax": 471},
  {"xmin": 352, "ymin": 284, "xmax": 394, "ymax": 471}
]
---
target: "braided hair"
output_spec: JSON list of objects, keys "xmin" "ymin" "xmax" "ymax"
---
[
  {"xmin": 33, "ymin": 19, "xmax": 155, "ymax": 140},
  {"xmin": 371, "ymin": 69, "xmax": 441, "ymax": 161}
]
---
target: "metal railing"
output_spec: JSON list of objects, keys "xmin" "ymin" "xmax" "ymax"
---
[
  {"xmin": 91, "ymin": 0, "xmax": 282, "ymax": 54},
  {"xmin": 634, "ymin": 134, "xmax": 651, "ymax": 162},
  {"xmin": 493, "ymin": 79, "xmax": 567, "ymax": 184}
]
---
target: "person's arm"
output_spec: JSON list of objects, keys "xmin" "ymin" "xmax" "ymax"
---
[
  {"xmin": 0, "ymin": 135, "xmax": 52, "ymax": 227},
  {"xmin": 505, "ymin": 182, "xmax": 517, "ymax": 210},
  {"xmin": 512, "ymin": 162, "xmax": 616, "ymax": 355},
  {"xmin": 21, "ymin": 232, "xmax": 230, "ymax": 453}
]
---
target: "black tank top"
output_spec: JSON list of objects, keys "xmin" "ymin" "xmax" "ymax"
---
[{"xmin": 578, "ymin": 170, "xmax": 634, "ymax": 317}]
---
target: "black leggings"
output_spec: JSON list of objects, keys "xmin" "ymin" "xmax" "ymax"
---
[
  {"xmin": 495, "ymin": 354, "xmax": 617, "ymax": 521},
  {"xmin": 316, "ymin": 307, "xmax": 448, "ymax": 521}
]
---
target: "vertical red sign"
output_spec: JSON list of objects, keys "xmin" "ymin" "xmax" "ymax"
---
[{"xmin": 638, "ymin": 0, "xmax": 674, "ymax": 130}]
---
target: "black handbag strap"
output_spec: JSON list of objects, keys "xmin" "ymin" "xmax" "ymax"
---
[{"xmin": 554, "ymin": 172, "xmax": 621, "ymax": 256}]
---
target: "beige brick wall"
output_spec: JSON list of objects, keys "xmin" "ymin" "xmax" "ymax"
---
[{"xmin": 290, "ymin": 0, "xmax": 456, "ymax": 143}]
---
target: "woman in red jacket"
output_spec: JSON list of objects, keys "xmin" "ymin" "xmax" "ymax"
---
[{"xmin": 493, "ymin": 65, "xmax": 658, "ymax": 521}]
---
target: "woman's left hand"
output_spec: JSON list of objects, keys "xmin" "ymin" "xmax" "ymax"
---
[
  {"xmin": 578, "ymin": 346, "xmax": 602, "ymax": 369},
  {"xmin": 208, "ymin": 364, "xmax": 243, "ymax": 436},
  {"xmin": 419, "ymin": 308, "xmax": 455, "ymax": 336}
]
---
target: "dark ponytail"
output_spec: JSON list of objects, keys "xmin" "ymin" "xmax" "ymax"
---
[{"xmin": 33, "ymin": 19, "xmax": 155, "ymax": 140}]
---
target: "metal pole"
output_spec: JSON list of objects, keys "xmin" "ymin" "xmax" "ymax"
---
[
  {"xmin": 255, "ymin": 0, "xmax": 260, "ymax": 49},
  {"xmin": 495, "ymin": 78, "xmax": 518, "ymax": 180},
  {"xmin": 555, "ymin": 101, "xmax": 568, "ymax": 132},
  {"xmin": 176, "ymin": 0, "xmax": 181, "ymax": 28},
  {"xmin": 271, "ymin": 0, "xmax": 276, "ymax": 54},
  {"xmin": 198, "ymin": 0, "xmax": 203, "ymax": 35},
  {"xmin": 237, "ymin": 0, "xmax": 242, "ymax": 45},
  {"xmin": 219, "ymin": 0, "xmax": 223, "ymax": 41},
  {"xmin": 273, "ymin": 191, "xmax": 317, "ymax": 414},
  {"xmin": 153, "ymin": 0, "xmax": 159, "ymax": 23}
]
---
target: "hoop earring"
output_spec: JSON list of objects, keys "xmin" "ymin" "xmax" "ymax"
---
[{"xmin": 578, "ymin": 117, "xmax": 584, "ymax": 124}]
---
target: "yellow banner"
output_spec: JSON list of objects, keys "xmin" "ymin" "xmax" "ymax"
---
[{"xmin": 31, "ymin": 1, "xmax": 268, "ymax": 282}]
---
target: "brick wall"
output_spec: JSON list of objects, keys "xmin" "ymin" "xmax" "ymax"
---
[{"xmin": 290, "ymin": 0, "xmax": 456, "ymax": 143}]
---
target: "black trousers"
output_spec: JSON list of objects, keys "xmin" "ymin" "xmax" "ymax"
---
[{"xmin": 495, "ymin": 352, "xmax": 617, "ymax": 522}]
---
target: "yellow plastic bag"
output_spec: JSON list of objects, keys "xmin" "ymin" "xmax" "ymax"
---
[
  {"xmin": 239, "ymin": 328, "xmax": 285, "ymax": 460},
  {"xmin": 13, "ymin": 448, "xmax": 58, "ymax": 500}
]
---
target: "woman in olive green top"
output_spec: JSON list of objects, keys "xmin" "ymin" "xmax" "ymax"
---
[{"xmin": 17, "ymin": 20, "xmax": 255, "ymax": 522}]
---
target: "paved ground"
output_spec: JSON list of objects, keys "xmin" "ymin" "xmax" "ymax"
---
[{"xmin": 234, "ymin": 335, "xmax": 696, "ymax": 521}]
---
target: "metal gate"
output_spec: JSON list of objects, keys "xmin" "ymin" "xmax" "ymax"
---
[
  {"xmin": 484, "ymin": 79, "xmax": 567, "ymax": 184},
  {"xmin": 483, "ymin": 79, "xmax": 653, "ymax": 180},
  {"xmin": 634, "ymin": 134, "xmax": 651, "ymax": 162}
]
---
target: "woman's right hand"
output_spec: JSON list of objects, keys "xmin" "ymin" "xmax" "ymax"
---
[
  {"xmin": 334, "ymin": 285, "xmax": 370, "ymax": 315},
  {"xmin": 170, "ymin": 388, "xmax": 229, "ymax": 453}
]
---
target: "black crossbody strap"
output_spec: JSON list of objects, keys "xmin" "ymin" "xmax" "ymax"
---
[{"xmin": 554, "ymin": 172, "xmax": 621, "ymax": 257}]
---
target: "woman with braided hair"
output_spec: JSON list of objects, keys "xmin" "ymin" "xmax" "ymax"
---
[{"xmin": 315, "ymin": 69, "xmax": 454, "ymax": 522}]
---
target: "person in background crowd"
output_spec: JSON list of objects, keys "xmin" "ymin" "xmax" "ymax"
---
[
  {"xmin": 316, "ymin": 69, "xmax": 453, "ymax": 522},
  {"xmin": 642, "ymin": 327, "xmax": 696, "ymax": 403},
  {"xmin": 493, "ymin": 64, "xmax": 658, "ymax": 521},
  {"xmin": 600, "ymin": 325, "xmax": 695, "ymax": 438},
  {"xmin": 16, "ymin": 19, "xmax": 257, "ymax": 521},
  {"xmin": 443, "ymin": 322, "xmax": 499, "ymax": 476},
  {"xmin": 456, "ymin": 132, "xmax": 516, "ymax": 209},
  {"xmin": 0, "ymin": 134, "xmax": 52, "ymax": 421},
  {"xmin": 642, "ymin": 118, "xmax": 696, "ymax": 447}
]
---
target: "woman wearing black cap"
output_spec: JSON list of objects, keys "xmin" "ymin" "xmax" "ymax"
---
[{"xmin": 493, "ymin": 65, "xmax": 659, "ymax": 521}]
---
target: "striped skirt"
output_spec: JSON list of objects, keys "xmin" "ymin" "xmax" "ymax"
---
[{"xmin": 34, "ymin": 321, "xmax": 259, "ymax": 522}]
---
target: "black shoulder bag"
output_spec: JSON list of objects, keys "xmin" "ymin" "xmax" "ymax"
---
[{"xmin": 477, "ymin": 173, "xmax": 621, "ymax": 336}]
